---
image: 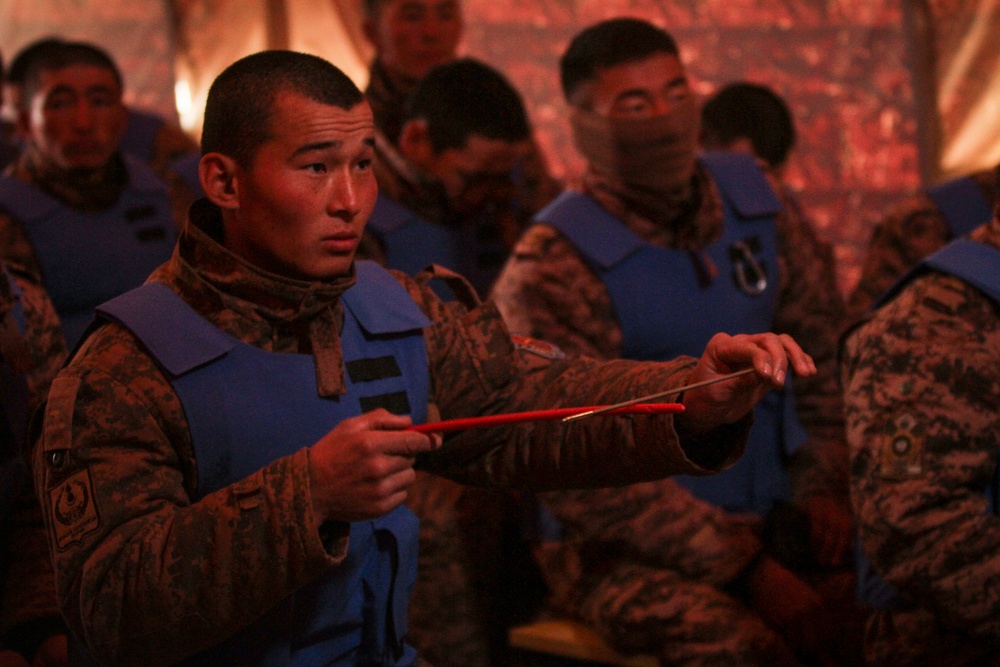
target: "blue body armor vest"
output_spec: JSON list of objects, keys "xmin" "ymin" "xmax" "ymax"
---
[
  {"xmin": 366, "ymin": 194, "xmax": 507, "ymax": 298},
  {"xmin": 0, "ymin": 156, "xmax": 177, "ymax": 348},
  {"xmin": 120, "ymin": 109, "xmax": 163, "ymax": 164},
  {"xmin": 94, "ymin": 261, "xmax": 431, "ymax": 666},
  {"xmin": 857, "ymin": 239, "xmax": 1000, "ymax": 609},
  {"xmin": 537, "ymin": 151, "xmax": 806, "ymax": 514},
  {"xmin": 926, "ymin": 175, "xmax": 994, "ymax": 239}
]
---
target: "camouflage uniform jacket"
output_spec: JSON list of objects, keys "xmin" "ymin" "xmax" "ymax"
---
[
  {"xmin": 0, "ymin": 256, "xmax": 68, "ymax": 654},
  {"xmin": 34, "ymin": 199, "xmax": 751, "ymax": 666},
  {"xmin": 841, "ymin": 215, "xmax": 1000, "ymax": 665},
  {"xmin": 846, "ymin": 165, "xmax": 1000, "ymax": 321},
  {"xmin": 490, "ymin": 164, "xmax": 848, "ymax": 594}
]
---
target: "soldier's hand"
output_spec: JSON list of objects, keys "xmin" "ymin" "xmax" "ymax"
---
[
  {"xmin": 308, "ymin": 409, "xmax": 442, "ymax": 523},
  {"xmin": 679, "ymin": 332, "xmax": 815, "ymax": 436},
  {"xmin": 745, "ymin": 555, "xmax": 831, "ymax": 661}
]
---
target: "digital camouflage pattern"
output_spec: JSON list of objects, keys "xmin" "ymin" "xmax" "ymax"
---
[
  {"xmin": 846, "ymin": 164, "xmax": 1000, "ymax": 321},
  {"xmin": 841, "ymin": 215, "xmax": 1000, "ymax": 666},
  {"xmin": 490, "ymin": 161, "xmax": 850, "ymax": 665},
  {"xmin": 34, "ymin": 200, "xmax": 750, "ymax": 666}
]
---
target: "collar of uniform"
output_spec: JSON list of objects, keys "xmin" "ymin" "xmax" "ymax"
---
[
  {"xmin": 170, "ymin": 199, "xmax": 354, "ymax": 396},
  {"xmin": 16, "ymin": 147, "xmax": 127, "ymax": 211},
  {"xmin": 581, "ymin": 162, "xmax": 724, "ymax": 250}
]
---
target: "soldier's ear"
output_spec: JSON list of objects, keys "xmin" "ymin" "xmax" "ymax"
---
[{"xmin": 199, "ymin": 152, "xmax": 239, "ymax": 210}]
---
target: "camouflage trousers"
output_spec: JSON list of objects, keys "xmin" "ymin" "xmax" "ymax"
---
[
  {"xmin": 866, "ymin": 608, "xmax": 999, "ymax": 666},
  {"xmin": 558, "ymin": 561, "xmax": 800, "ymax": 667}
]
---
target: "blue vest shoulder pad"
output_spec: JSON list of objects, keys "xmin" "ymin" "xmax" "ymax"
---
[
  {"xmin": 95, "ymin": 261, "xmax": 431, "ymax": 376},
  {"xmin": 927, "ymin": 176, "xmax": 993, "ymax": 239},
  {"xmin": 698, "ymin": 151, "xmax": 782, "ymax": 219},
  {"xmin": 875, "ymin": 239, "xmax": 1000, "ymax": 310},
  {"xmin": 534, "ymin": 191, "xmax": 643, "ymax": 268}
]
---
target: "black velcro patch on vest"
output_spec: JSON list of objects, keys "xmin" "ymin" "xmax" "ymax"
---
[
  {"xmin": 125, "ymin": 205, "xmax": 158, "ymax": 222},
  {"xmin": 360, "ymin": 391, "xmax": 411, "ymax": 415},
  {"xmin": 346, "ymin": 356, "xmax": 401, "ymax": 383}
]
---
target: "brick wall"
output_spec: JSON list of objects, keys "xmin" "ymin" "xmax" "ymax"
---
[{"xmin": 461, "ymin": 0, "xmax": 922, "ymax": 295}]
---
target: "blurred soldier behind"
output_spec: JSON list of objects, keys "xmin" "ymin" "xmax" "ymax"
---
[
  {"xmin": 0, "ymin": 39, "xmax": 192, "ymax": 348},
  {"xmin": 493, "ymin": 18, "xmax": 856, "ymax": 665},
  {"xmin": 362, "ymin": 0, "xmax": 560, "ymax": 228},
  {"xmin": 846, "ymin": 162, "xmax": 1000, "ymax": 320}
]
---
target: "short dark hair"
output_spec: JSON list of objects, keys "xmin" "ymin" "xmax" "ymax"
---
[
  {"xmin": 404, "ymin": 57, "xmax": 530, "ymax": 153},
  {"xmin": 16, "ymin": 39, "xmax": 123, "ymax": 110},
  {"xmin": 560, "ymin": 18, "xmax": 680, "ymax": 103},
  {"xmin": 7, "ymin": 37, "xmax": 66, "ymax": 86},
  {"xmin": 701, "ymin": 82, "xmax": 796, "ymax": 169},
  {"xmin": 201, "ymin": 50, "xmax": 365, "ymax": 167}
]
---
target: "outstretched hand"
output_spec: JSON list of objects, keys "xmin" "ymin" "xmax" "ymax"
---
[
  {"xmin": 308, "ymin": 409, "xmax": 442, "ymax": 524},
  {"xmin": 678, "ymin": 332, "xmax": 816, "ymax": 436}
]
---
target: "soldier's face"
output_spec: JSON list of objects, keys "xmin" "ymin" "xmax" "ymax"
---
[
  {"xmin": 574, "ymin": 52, "xmax": 691, "ymax": 119},
  {"xmin": 423, "ymin": 134, "xmax": 524, "ymax": 215},
  {"xmin": 366, "ymin": 0, "xmax": 463, "ymax": 81},
  {"xmin": 225, "ymin": 94, "xmax": 378, "ymax": 280},
  {"xmin": 21, "ymin": 64, "xmax": 127, "ymax": 172}
]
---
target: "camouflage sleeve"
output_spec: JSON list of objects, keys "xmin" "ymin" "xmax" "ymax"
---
[
  {"xmin": 402, "ymin": 276, "xmax": 749, "ymax": 489},
  {"xmin": 33, "ymin": 326, "xmax": 348, "ymax": 666},
  {"xmin": 541, "ymin": 481, "xmax": 763, "ymax": 586},
  {"xmin": 490, "ymin": 224, "xmax": 623, "ymax": 360},
  {"xmin": 771, "ymin": 191, "xmax": 851, "ymax": 503},
  {"xmin": 8, "ymin": 268, "xmax": 67, "ymax": 404},
  {"xmin": 846, "ymin": 193, "xmax": 952, "ymax": 321},
  {"xmin": 842, "ymin": 272, "xmax": 1000, "ymax": 640}
]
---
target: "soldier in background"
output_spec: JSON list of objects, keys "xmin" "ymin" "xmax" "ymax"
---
[
  {"xmin": 841, "ymin": 209, "xmax": 1000, "ymax": 665},
  {"xmin": 2, "ymin": 37, "xmax": 200, "ymax": 187},
  {"xmin": 0, "ymin": 40, "xmax": 193, "ymax": 348},
  {"xmin": 492, "ymin": 18, "xmax": 856, "ymax": 665},
  {"xmin": 846, "ymin": 163, "xmax": 1000, "ymax": 320},
  {"xmin": 700, "ymin": 81, "xmax": 796, "ymax": 178},
  {"xmin": 362, "ymin": 0, "xmax": 560, "ymax": 227}
]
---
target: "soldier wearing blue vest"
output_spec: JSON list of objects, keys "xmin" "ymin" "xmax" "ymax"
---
[
  {"xmin": 0, "ymin": 40, "xmax": 193, "ymax": 349},
  {"xmin": 31, "ymin": 50, "xmax": 816, "ymax": 667},
  {"xmin": 842, "ymin": 211, "xmax": 1000, "ymax": 665},
  {"xmin": 360, "ymin": 57, "xmax": 563, "ymax": 666},
  {"xmin": 364, "ymin": 58, "xmax": 553, "ymax": 299},
  {"xmin": 0, "ymin": 257, "xmax": 68, "ymax": 667},
  {"xmin": 492, "ymin": 18, "xmax": 855, "ymax": 665},
  {"xmin": 847, "ymin": 163, "xmax": 1000, "ymax": 320}
]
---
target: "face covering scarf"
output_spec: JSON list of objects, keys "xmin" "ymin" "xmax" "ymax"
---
[{"xmin": 570, "ymin": 95, "xmax": 700, "ymax": 220}]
